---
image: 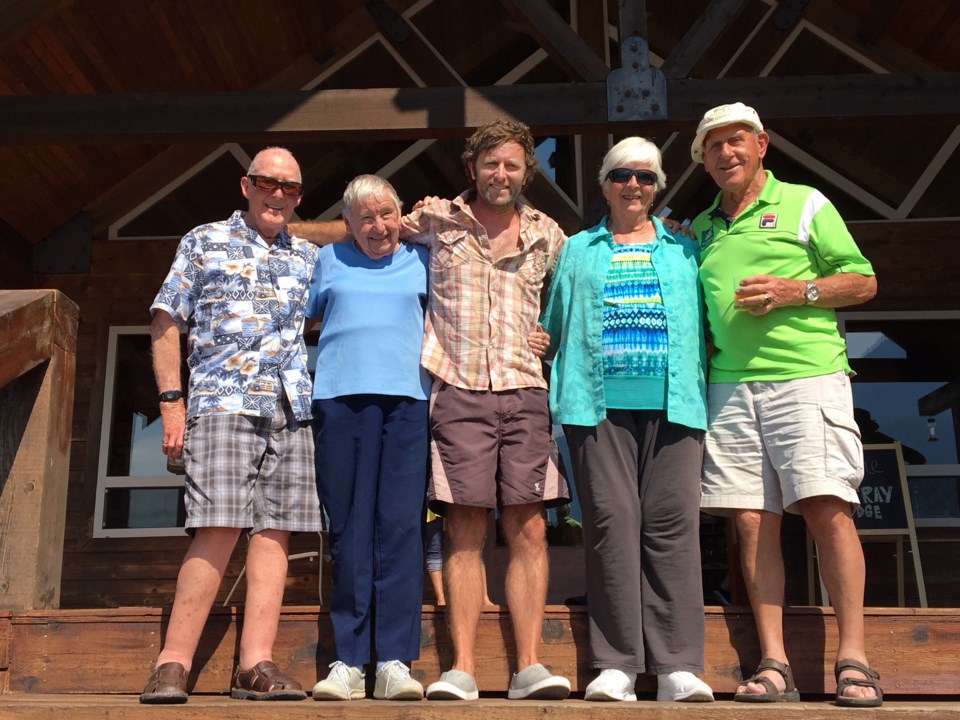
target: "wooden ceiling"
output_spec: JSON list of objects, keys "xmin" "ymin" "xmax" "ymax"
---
[{"xmin": 0, "ymin": 0, "xmax": 958, "ymax": 257}]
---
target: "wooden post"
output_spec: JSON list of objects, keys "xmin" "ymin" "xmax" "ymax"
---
[{"xmin": 0, "ymin": 290, "xmax": 79, "ymax": 610}]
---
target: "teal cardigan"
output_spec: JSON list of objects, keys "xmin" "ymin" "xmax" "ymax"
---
[{"xmin": 540, "ymin": 216, "xmax": 707, "ymax": 430}]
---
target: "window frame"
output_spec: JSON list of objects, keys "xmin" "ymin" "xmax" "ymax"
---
[
  {"xmin": 92, "ymin": 325, "xmax": 188, "ymax": 538},
  {"xmin": 839, "ymin": 310, "xmax": 960, "ymax": 528}
]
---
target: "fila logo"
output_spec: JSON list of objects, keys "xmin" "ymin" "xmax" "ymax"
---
[{"xmin": 760, "ymin": 213, "xmax": 778, "ymax": 228}]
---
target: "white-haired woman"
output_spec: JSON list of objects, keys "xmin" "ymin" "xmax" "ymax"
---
[
  {"xmin": 541, "ymin": 137, "xmax": 713, "ymax": 703},
  {"xmin": 308, "ymin": 175, "xmax": 429, "ymax": 702}
]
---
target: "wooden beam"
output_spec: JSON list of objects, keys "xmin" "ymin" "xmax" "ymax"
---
[
  {"xmin": 618, "ymin": 0, "xmax": 647, "ymax": 40},
  {"xmin": 917, "ymin": 381, "xmax": 960, "ymax": 417},
  {"xmin": 660, "ymin": 0, "xmax": 750, "ymax": 78},
  {"xmin": 0, "ymin": 289, "xmax": 78, "ymax": 611},
  {"xmin": 1, "ymin": 73, "xmax": 959, "ymax": 144},
  {"xmin": 499, "ymin": 0, "xmax": 608, "ymax": 81}
]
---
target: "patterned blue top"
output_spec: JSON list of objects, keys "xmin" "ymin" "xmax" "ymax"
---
[
  {"xmin": 540, "ymin": 216, "xmax": 707, "ymax": 430},
  {"xmin": 151, "ymin": 210, "xmax": 319, "ymax": 421},
  {"xmin": 601, "ymin": 243, "xmax": 668, "ymax": 378}
]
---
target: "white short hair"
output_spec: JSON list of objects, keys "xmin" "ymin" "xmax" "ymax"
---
[
  {"xmin": 342, "ymin": 175, "xmax": 402, "ymax": 216},
  {"xmin": 597, "ymin": 137, "xmax": 667, "ymax": 191}
]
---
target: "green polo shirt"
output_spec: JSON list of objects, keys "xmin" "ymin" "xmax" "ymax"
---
[{"xmin": 692, "ymin": 171, "xmax": 874, "ymax": 383}]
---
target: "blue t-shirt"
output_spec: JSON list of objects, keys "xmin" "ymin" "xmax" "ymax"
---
[{"xmin": 307, "ymin": 241, "xmax": 431, "ymax": 401}]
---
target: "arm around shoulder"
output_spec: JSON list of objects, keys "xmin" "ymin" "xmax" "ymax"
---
[{"xmin": 288, "ymin": 219, "xmax": 350, "ymax": 246}]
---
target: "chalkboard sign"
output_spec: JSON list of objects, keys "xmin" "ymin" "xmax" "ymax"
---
[{"xmin": 854, "ymin": 444, "xmax": 910, "ymax": 532}]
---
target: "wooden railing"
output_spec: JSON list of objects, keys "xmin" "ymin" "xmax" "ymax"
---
[{"xmin": 0, "ymin": 290, "xmax": 78, "ymax": 610}]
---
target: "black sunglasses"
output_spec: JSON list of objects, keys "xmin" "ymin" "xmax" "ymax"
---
[
  {"xmin": 605, "ymin": 168, "xmax": 658, "ymax": 186},
  {"xmin": 247, "ymin": 174, "xmax": 304, "ymax": 197}
]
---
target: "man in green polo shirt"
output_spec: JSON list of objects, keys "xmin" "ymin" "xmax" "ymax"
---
[{"xmin": 690, "ymin": 103, "xmax": 882, "ymax": 707}]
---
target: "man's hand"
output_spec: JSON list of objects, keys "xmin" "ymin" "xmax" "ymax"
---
[
  {"xmin": 735, "ymin": 275, "xmax": 804, "ymax": 316},
  {"xmin": 528, "ymin": 324, "xmax": 551, "ymax": 358},
  {"xmin": 659, "ymin": 216, "xmax": 695, "ymax": 238},
  {"xmin": 412, "ymin": 196, "xmax": 442, "ymax": 211},
  {"xmin": 160, "ymin": 401, "xmax": 186, "ymax": 459}
]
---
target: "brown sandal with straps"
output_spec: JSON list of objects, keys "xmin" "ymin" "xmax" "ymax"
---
[
  {"xmin": 231, "ymin": 660, "xmax": 307, "ymax": 701},
  {"xmin": 835, "ymin": 659, "xmax": 883, "ymax": 707},
  {"xmin": 734, "ymin": 658, "xmax": 801, "ymax": 703}
]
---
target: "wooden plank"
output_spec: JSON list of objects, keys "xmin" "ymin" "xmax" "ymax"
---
[
  {"xmin": 4, "ymin": 606, "xmax": 960, "ymax": 695},
  {"xmin": 659, "ymin": 0, "xmax": 751, "ymax": 78},
  {"xmin": 0, "ymin": 290, "xmax": 78, "ymax": 611},
  {"xmin": 0, "ymin": 0, "xmax": 74, "ymax": 53},
  {"xmin": 1, "ymin": 695, "xmax": 958, "ymax": 720},
  {"xmin": 849, "ymin": 220, "xmax": 960, "ymax": 312},
  {"xmin": 0, "ymin": 290, "xmax": 78, "ymax": 390},
  {"xmin": 1, "ymin": 73, "xmax": 958, "ymax": 145},
  {"xmin": 499, "ymin": 0, "xmax": 609, "ymax": 81}
]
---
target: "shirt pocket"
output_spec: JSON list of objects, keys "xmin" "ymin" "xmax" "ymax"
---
[{"xmin": 432, "ymin": 231, "xmax": 472, "ymax": 270}]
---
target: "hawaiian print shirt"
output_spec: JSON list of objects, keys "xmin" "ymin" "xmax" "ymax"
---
[{"xmin": 151, "ymin": 210, "xmax": 318, "ymax": 421}]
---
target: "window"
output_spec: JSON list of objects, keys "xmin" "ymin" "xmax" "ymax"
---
[
  {"xmin": 93, "ymin": 327, "xmax": 189, "ymax": 537},
  {"xmin": 841, "ymin": 312, "xmax": 960, "ymax": 527}
]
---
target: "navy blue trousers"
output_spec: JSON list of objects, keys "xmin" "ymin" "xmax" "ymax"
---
[{"xmin": 313, "ymin": 395, "xmax": 428, "ymax": 666}]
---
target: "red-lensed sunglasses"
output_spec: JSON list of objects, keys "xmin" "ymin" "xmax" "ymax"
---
[{"xmin": 247, "ymin": 174, "xmax": 304, "ymax": 197}]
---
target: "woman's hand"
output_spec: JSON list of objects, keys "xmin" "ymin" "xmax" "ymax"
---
[{"xmin": 528, "ymin": 325, "xmax": 551, "ymax": 358}]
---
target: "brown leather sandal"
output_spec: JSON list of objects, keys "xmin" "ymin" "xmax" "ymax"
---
[
  {"xmin": 231, "ymin": 660, "xmax": 307, "ymax": 701},
  {"xmin": 734, "ymin": 658, "xmax": 801, "ymax": 703},
  {"xmin": 835, "ymin": 659, "xmax": 883, "ymax": 707},
  {"xmin": 140, "ymin": 661, "xmax": 188, "ymax": 704}
]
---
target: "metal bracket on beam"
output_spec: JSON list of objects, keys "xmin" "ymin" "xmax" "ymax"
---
[
  {"xmin": 607, "ymin": 37, "xmax": 667, "ymax": 121},
  {"xmin": 33, "ymin": 212, "xmax": 92, "ymax": 274}
]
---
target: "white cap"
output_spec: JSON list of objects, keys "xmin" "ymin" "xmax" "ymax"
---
[{"xmin": 690, "ymin": 102, "xmax": 764, "ymax": 163}]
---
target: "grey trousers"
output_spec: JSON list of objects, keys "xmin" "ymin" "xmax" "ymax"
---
[{"xmin": 564, "ymin": 410, "xmax": 706, "ymax": 675}]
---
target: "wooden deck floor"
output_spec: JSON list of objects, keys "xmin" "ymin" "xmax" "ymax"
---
[{"xmin": 1, "ymin": 695, "xmax": 958, "ymax": 720}]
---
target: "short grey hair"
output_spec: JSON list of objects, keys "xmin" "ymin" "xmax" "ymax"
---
[
  {"xmin": 248, "ymin": 146, "xmax": 301, "ymax": 181},
  {"xmin": 597, "ymin": 137, "xmax": 667, "ymax": 191},
  {"xmin": 342, "ymin": 175, "xmax": 402, "ymax": 216}
]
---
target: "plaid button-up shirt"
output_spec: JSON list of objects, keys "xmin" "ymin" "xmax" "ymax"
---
[
  {"xmin": 402, "ymin": 192, "xmax": 567, "ymax": 392},
  {"xmin": 151, "ymin": 211, "xmax": 318, "ymax": 421}
]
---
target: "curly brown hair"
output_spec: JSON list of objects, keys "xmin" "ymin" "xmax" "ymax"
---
[{"xmin": 461, "ymin": 119, "xmax": 539, "ymax": 189}]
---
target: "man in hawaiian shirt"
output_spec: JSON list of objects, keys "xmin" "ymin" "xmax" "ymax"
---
[{"xmin": 140, "ymin": 147, "xmax": 321, "ymax": 704}]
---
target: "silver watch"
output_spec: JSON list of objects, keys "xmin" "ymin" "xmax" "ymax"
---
[{"xmin": 804, "ymin": 280, "xmax": 820, "ymax": 304}]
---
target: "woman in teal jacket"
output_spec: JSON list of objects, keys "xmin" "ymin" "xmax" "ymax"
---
[{"xmin": 541, "ymin": 137, "xmax": 712, "ymax": 703}]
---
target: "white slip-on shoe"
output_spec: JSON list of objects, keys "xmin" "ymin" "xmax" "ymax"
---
[
  {"xmin": 312, "ymin": 661, "xmax": 365, "ymax": 701},
  {"xmin": 373, "ymin": 660, "xmax": 423, "ymax": 700},
  {"xmin": 657, "ymin": 670, "xmax": 715, "ymax": 702},
  {"xmin": 508, "ymin": 663, "xmax": 571, "ymax": 700},
  {"xmin": 584, "ymin": 668, "xmax": 638, "ymax": 701},
  {"xmin": 425, "ymin": 669, "xmax": 479, "ymax": 701}
]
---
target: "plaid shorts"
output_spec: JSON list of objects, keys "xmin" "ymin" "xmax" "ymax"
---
[{"xmin": 183, "ymin": 395, "xmax": 322, "ymax": 534}]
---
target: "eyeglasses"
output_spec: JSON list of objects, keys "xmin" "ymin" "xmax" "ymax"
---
[
  {"xmin": 247, "ymin": 174, "xmax": 304, "ymax": 197},
  {"xmin": 605, "ymin": 168, "xmax": 658, "ymax": 186}
]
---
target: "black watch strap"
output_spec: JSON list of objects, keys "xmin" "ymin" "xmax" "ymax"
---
[{"xmin": 158, "ymin": 390, "xmax": 184, "ymax": 403}]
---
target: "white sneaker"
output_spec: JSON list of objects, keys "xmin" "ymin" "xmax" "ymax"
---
[
  {"xmin": 507, "ymin": 663, "xmax": 571, "ymax": 700},
  {"xmin": 425, "ymin": 669, "xmax": 479, "ymax": 701},
  {"xmin": 584, "ymin": 668, "xmax": 638, "ymax": 701},
  {"xmin": 657, "ymin": 671, "xmax": 714, "ymax": 702},
  {"xmin": 312, "ymin": 661, "xmax": 365, "ymax": 700},
  {"xmin": 374, "ymin": 660, "xmax": 424, "ymax": 700}
]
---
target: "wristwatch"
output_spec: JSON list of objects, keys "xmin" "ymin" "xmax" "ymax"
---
[
  {"xmin": 804, "ymin": 280, "xmax": 821, "ymax": 304},
  {"xmin": 158, "ymin": 390, "xmax": 184, "ymax": 403}
]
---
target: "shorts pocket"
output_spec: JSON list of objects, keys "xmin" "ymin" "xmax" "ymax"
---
[{"xmin": 821, "ymin": 404, "xmax": 864, "ymax": 485}]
